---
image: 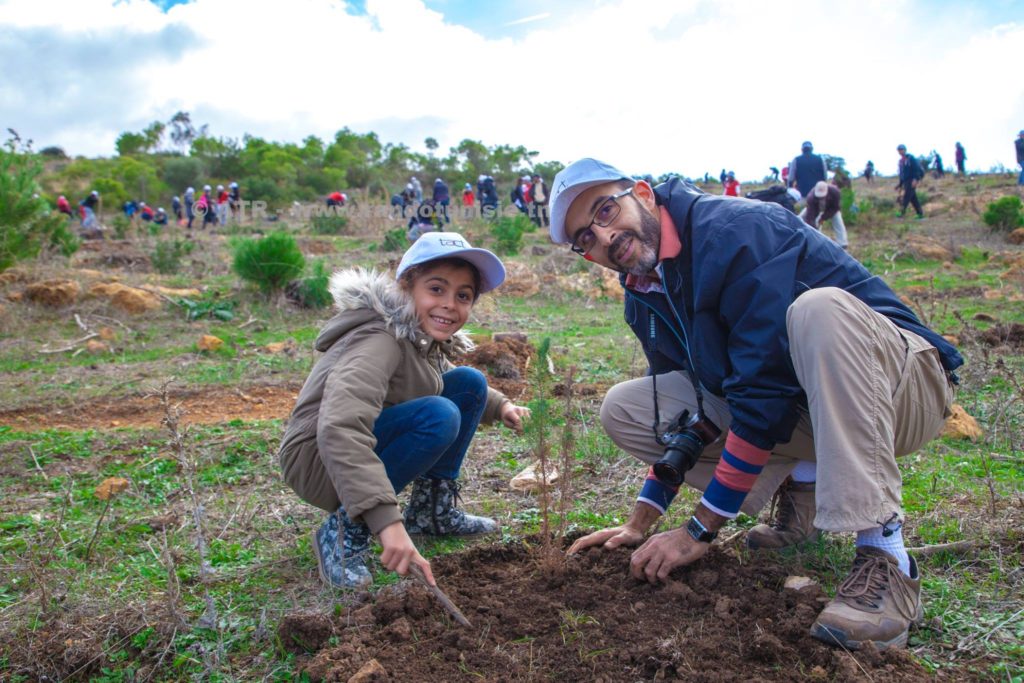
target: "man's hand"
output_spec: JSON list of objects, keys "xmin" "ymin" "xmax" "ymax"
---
[
  {"xmin": 378, "ymin": 521, "xmax": 435, "ymax": 585},
  {"xmin": 500, "ymin": 403, "xmax": 530, "ymax": 433},
  {"xmin": 566, "ymin": 525, "xmax": 645, "ymax": 555},
  {"xmin": 629, "ymin": 526, "xmax": 709, "ymax": 584}
]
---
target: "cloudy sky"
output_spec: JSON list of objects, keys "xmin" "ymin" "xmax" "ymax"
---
[{"xmin": 2, "ymin": 0, "xmax": 1022, "ymax": 180}]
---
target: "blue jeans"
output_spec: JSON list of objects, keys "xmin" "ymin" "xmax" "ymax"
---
[{"xmin": 372, "ymin": 366, "xmax": 487, "ymax": 493}]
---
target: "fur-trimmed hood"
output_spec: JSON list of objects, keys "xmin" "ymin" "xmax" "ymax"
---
[{"xmin": 315, "ymin": 267, "xmax": 473, "ymax": 356}]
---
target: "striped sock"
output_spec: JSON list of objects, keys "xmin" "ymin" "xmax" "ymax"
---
[{"xmin": 856, "ymin": 524, "xmax": 911, "ymax": 576}]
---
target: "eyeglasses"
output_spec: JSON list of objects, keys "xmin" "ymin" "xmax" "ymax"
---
[{"xmin": 569, "ymin": 187, "xmax": 634, "ymax": 255}]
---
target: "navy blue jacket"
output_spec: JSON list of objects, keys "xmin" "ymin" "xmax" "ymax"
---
[
  {"xmin": 898, "ymin": 154, "xmax": 923, "ymax": 187},
  {"xmin": 790, "ymin": 152, "xmax": 827, "ymax": 198},
  {"xmin": 622, "ymin": 178, "xmax": 963, "ymax": 450}
]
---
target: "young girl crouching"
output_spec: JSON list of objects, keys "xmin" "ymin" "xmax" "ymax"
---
[{"xmin": 278, "ymin": 232, "xmax": 529, "ymax": 589}]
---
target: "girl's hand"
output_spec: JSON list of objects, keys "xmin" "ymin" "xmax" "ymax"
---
[
  {"xmin": 378, "ymin": 521, "xmax": 435, "ymax": 585},
  {"xmin": 500, "ymin": 403, "xmax": 531, "ymax": 433}
]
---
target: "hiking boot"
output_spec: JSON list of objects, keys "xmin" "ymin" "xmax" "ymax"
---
[
  {"xmin": 746, "ymin": 479, "xmax": 820, "ymax": 550},
  {"xmin": 810, "ymin": 547, "xmax": 923, "ymax": 650},
  {"xmin": 403, "ymin": 478, "xmax": 499, "ymax": 537},
  {"xmin": 312, "ymin": 506, "xmax": 372, "ymax": 589}
]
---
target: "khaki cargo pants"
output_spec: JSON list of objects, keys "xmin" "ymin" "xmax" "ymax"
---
[{"xmin": 600, "ymin": 287, "xmax": 955, "ymax": 532}]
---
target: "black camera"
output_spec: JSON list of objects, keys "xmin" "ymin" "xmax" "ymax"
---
[{"xmin": 652, "ymin": 410, "xmax": 722, "ymax": 487}]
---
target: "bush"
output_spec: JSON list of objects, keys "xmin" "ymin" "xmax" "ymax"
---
[
  {"xmin": 381, "ymin": 227, "xmax": 406, "ymax": 252},
  {"xmin": 0, "ymin": 137, "xmax": 77, "ymax": 271},
  {"xmin": 310, "ymin": 213, "xmax": 349, "ymax": 235},
  {"xmin": 491, "ymin": 215, "xmax": 529, "ymax": 255},
  {"xmin": 231, "ymin": 231, "xmax": 305, "ymax": 294},
  {"xmin": 286, "ymin": 259, "xmax": 332, "ymax": 308},
  {"xmin": 151, "ymin": 238, "xmax": 195, "ymax": 275},
  {"xmin": 112, "ymin": 214, "xmax": 132, "ymax": 239},
  {"xmin": 840, "ymin": 187, "xmax": 856, "ymax": 225},
  {"xmin": 982, "ymin": 196, "xmax": 1024, "ymax": 232},
  {"xmin": 162, "ymin": 156, "xmax": 203, "ymax": 193}
]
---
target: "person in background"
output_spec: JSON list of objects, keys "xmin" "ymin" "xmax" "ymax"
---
[
  {"xmin": 217, "ymin": 184, "xmax": 229, "ymax": 225},
  {"xmin": 719, "ymin": 169, "xmax": 727, "ymax": 186},
  {"xmin": 410, "ymin": 176, "xmax": 423, "ymax": 203},
  {"xmin": 896, "ymin": 144, "xmax": 924, "ymax": 220},
  {"xmin": 781, "ymin": 164, "xmax": 790, "ymax": 187},
  {"xmin": 801, "ymin": 181, "xmax": 848, "ymax": 249},
  {"xmin": 864, "ymin": 160, "xmax": 875, "ymax": 183},
  {"xmin": 200, "ymin": 185, "xmax": 217, "ymax": 229},
  {"xmin": 56, "ymin": 195, "xmax": 72, "ymax": 218},
  {"xmin": 154, "ymin": 207, "xmax": 168, "ymax": 226},
  {"xmin": 769, "ymin": 166, "xmax": 780, "ymax": 182},
  {"xmin": 123, "ymin": 199, "xmax": 138, "ymax": 220},
  {"xmin": 511, "ymin": 176, "xmax": 529, "ymax": 215},
  {"xmin": 172, "ymin": 195, "xmax": 183, "ymax": 224},
  {"xmin": 461, "ymin": 182, "xmax": 475, "ymax": 208},
  {"xmin": 79, "ymin": 190, "xmax": 102, "ymax": 239},
  {"xmin": 433, "ymin": 178, "xmax": 451, "ymax": 225},
  {"xmin": 184, "ymin": 187, "xmax": 196, "ymax": 229},
  {"xmin": 139, "ymin": 202, "xmax": 154, "ymax": 221},
  {"xmin": 1015, "ymin": 131, "xmax": 1024, "ymax": 186},
  {"xmin": 531, "ymin": 173, "xmax": 549, "ymax": 228},
  {"xmin": 954, "ymin": 142, "xmax": 967, "ymax": 176},
  {"xmin": 788, "ymin": 141, "xmax": 828, "ymax": 199},
  {"xmin": 722, "ymin": 171, "xmax": 741, "ymax": 197},
  {"xmin": 932, "ymin": 152, "xmax": 944, "ymax": 178},
  {"xmin": 229, "ymin": 181, "xmax": 241, "ymax": 221},
  {"xmin": 327, "ymin": 191, "xmax": 347, "ymax": 209}
]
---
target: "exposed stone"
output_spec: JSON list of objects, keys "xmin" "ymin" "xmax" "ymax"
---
[
  {"xmin": 510, "ymin": 462, "xmax": 560, "ymax": 493},
  {"xmin": 88, "ymin": 282, "xmax": 162, "ymax": 314},
  {"xmin": 783, "ymin": 576, "xmax": 817, "ymax": 591}
]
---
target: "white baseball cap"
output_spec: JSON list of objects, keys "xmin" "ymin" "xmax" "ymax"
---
[
  {"xmin": 548, "ymin": 158, "xmax": 631, "ymax": 244},
  {"xmin": 396, "ymin": 231, "xmax": 506, "ymax": 294},
  {"xmin": 813, "ymin": 181, "xmax": 829, "ymax": 198}
]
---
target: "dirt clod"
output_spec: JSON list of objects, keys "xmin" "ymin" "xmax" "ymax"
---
[{"xmin": 24, "ymin": 279, "xmax": 81, "ymax": 307}]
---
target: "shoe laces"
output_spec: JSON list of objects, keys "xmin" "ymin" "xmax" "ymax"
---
[
  {"xmin": 836, "ymin": 552, "xmax": 916, "ymax": 620},
  {"xmin": 767, "ymin": 480, "xmax": 800, "ymax": 531}
]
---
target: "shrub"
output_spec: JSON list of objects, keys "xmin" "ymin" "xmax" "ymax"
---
[
  {"xmin": 151, "ymin": 238, "xmax": 195, "ymax": 275},
  {"xmin": 840, "ymin": 187, "xmax": 856, "ymax": 225},
  {"xmin": 310, "ymin": 213, "xmax": 349, "ymax": 235},
  {"xmin": 286, "ymin": 259, "xmax": 332, "ymax": 309},
  {"xmin": 381, "ymin": 227, "xmax": 406, "ymax": 252},
  {"xmin": 231, "ymin": 231, "xmax": 305, "ymax": 294},
  {"xmin": 112, "ymin": 214, "xmax": 132, "ymax": 239},
  {"xmin": 0, "ymin": 136, "xmax": 78, "ymax": 271},
  {"xmin": 491, "ymin": 215, "xmax": 529, "ymax": 255},
  {"xmin": 982, "ymin": 196, "xmax": 1024, "ymax": 232}
]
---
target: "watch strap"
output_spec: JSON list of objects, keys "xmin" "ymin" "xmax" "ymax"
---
[{"xmin": 686, "ymin": 515, "xmax": 717, "ymax": 543}]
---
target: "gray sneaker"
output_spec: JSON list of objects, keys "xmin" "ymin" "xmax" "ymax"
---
[
  {"xmin": 403, "ymin": 478, "xmax": 498, "ymax": 537},
  {"xmin": 313, "ymin": 507, "xmax": 372, "ymax": 589},
  {"xmin": 810, "ymin": 547, "xmax": 924, "ymax": 650}
]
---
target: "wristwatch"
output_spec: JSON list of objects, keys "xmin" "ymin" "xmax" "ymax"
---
[{"xmin": 686, "ymin": 515, "xmax": 717, "ymax": 543}]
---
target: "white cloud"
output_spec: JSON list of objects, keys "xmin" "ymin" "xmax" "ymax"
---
[{"xmin": 1, "ymin": 0, "xmax": 1021, "ymax": 180}]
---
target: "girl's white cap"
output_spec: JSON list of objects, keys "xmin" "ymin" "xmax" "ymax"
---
[{"xmin": 397, "ymin": 232, "xmax": 506, "ymax": 293}]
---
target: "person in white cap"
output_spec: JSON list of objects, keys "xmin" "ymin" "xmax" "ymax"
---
[
  {"xmin": 548, "ymin": 158, "xmax": 962, "ymax": 652},
  {"xmin": 800, "ymin": 180, "xmax": 848, "ymax": 248},
  {"xmin": 278, "ymin": 232, "xmax": 529, "ymax": 590}
]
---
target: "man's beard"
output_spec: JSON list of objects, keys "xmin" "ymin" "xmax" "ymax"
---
[{"xmin": 608, "ymin": 206, "xmax": 660, "ymax": 276}]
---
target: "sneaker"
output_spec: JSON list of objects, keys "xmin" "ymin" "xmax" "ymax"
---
[
  {"xmin": 914, "ymin": 214, "xmax": 925, "ymax": 220},
  {"xmin": 746, "ymin": 479, "xmax": 820, "ymax": 550},
  {"xmin": 403, "ymin": 478, "xmax": 499, "ymax": 537},
  {"xmin": 810, "ymin": 547, "xmax": 923, "ymax": 650},
  {"xmin": 312, "ymin": 507, "xmax": 372, "ymax": 589}
]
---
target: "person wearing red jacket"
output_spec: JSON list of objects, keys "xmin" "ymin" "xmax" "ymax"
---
[
  {"xmin": 722, "ymin": 171, "xmax": 741, "ymax": 197},
  {"xmin": 216, "ymin": 185, "xmax": 229, "ymax": 225},
  {"xmin": 326, "ymin": 191, "xmax": 346, "ymax": 209},
  {"xmin": 56, "ymin": 195, "xmax": 72, "ymax": 217}
]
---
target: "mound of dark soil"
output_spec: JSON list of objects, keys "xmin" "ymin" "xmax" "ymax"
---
[
  {"xmin": 288, "ymin": 542, "xmax": 942, "ymax": 682},
  {"xmin": 978, "ymin": 322, "xmax": 1024, "ymax": 349},
  {"xmin": 75, "ymin": 240, "xmax": 151, "ymax": 271},
  {"xmin": 464, "ymin": 336, "xmax": 534, "ymax": 400}
]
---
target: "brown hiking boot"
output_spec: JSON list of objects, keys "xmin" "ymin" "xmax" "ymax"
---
[
  {"xmin": 810, "ymin": 547, "xmax": 923, "ymax": 650},
  {"xmin": 746, "ymin": 479, "xmax": 820, "ymax": 549}
]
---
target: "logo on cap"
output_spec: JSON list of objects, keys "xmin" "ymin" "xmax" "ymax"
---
[{"xmin": 440, "ymin": 239, "xmax": 466, "ymax": 248}]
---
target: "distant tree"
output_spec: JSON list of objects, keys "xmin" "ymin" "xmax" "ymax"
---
[
  {"xmin": 822, "ymin": 155, "xmax": 847, "ymax": 172},
  {"xmin": 115, "ymin": 131, "xmax": 148, "ymax": 156},
  {"xmin": 168, "ymin": 111, "xmax": 207, "ymax": 152},
  {"xmin": 425, "ymin": 137, "xmax": 439, "ymax": 151},
  {"xmin": 142, "ymin": 121, "xmax": 165, "ymax": 151},
  {"xmin": 38, "ymin": 146, "xmax": 67, "ymax": 159}
]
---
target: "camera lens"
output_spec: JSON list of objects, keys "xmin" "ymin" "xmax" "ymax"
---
[{"xmin": 652, "ymin": 431, "xmax": 704, "ymax": 487}]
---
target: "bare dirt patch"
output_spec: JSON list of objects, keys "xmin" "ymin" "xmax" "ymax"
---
[
  {"xmin": 463, "ymin": 336, "xmax": 535, "ymax": 400},
  {"xmin": 0, "ymin": 384, "xmax": 301, "ymax": 431},
  {"xmin": 286, "ymin": 542, "xmax": 944, "ymax": 682}
]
